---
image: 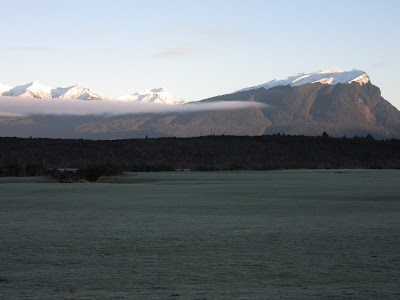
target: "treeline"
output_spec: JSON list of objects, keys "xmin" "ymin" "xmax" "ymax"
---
[
  {"xmin": 0, "ymin": 134, "xmax": 400, "ymax": 171},
  {"xmin": 0, "ymin": 164, "xmax": 124, "ymax": 182},
  {"xmin": 0, "ymin": 161, "xmax": 330, "ymax": 180}
]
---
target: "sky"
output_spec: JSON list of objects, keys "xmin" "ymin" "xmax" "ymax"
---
[{"xmin": 0, "ymin": 0, "xmax": 399, "ymax": 108}]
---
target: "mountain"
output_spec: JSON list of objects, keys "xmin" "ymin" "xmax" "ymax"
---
[
  {"xmin": 72, "ymin": 81, "xmax": 400, "ymax": 139},
  {"xmin": 236, "ymin": 68, "xmax": 370, "ymax": 92},
  {"xmin": 51, "ymin": 84, "xmax": 108, "ymax": 100},
  {"xmin": 200, "ymin": 77, "xmax": 400, "ymax": 139},
  {"xmin": 2, "ymin": 82, "xmax": 52, "ymax": 98},
  {"xmin": 117, "ymin": 88, "xmax": 185, "ymax": 105},
  {"xmin": 0, "ymin": 68, "xmax": 399, "ymax": 139},
  {"xmin": 0, "ymin": 82, "xmax": 183, "ymax": 103},
  {"xmin": 1, "ymin": 82, "xmax": 109, "ymax": 100}
]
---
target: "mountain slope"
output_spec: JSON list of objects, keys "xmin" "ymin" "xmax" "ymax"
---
[{"xmin": 201, "ymin": 82, "xmax": 400, "ymax": 138}]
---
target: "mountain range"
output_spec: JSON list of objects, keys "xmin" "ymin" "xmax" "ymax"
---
[
  {"xmin": 0, "ymin": 82, "xmax": 184, "ymax": 105},
  {"xmin": 0, "ymin": 68, "xmax": 371, "ymax": 104},
  {"xmin": 0, "ymin": 68, "xmax": 399, "ymax": 139}
]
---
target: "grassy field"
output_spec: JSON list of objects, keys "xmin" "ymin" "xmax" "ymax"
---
[{"xmin": 1, "ymin": 170, "xmax": 399, "ymax": 299}]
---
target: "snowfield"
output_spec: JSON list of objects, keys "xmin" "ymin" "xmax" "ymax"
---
[{"xmin": 235, "ymin": 68, "xmax": 370, "ymax": 93}]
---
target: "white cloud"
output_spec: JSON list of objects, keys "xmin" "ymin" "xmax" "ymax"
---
[{"xmin": 0, "ymin": 96, "xmax": 269, "ymax": 116}]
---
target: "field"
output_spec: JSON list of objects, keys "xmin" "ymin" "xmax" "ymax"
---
[{"xmin": 1, "ymin": 170, "xmax": 399, "ymax": 299}]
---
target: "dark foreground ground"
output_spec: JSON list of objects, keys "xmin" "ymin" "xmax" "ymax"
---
[
  {"xmin": 0, "ymin": 135, "xmax": 400, "ymax": 170},
  {"xmin": 1, "ymin": 170, "xmax": 399, "ymax": 299}
]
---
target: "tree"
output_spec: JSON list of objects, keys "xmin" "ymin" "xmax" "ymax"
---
[{"xmin": 366, "ymin": 134, "xmax": 375, "ymax": 140}]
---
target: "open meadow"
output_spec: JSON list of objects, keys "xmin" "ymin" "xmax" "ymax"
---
[{"xmin": 1, "ymin": 170, "xmax": 399, "ymax": 299}]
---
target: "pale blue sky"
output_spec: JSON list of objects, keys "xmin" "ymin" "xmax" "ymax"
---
[{"xmin": 1, "ymin": 0, "xmax": 399, "ymax": 108}]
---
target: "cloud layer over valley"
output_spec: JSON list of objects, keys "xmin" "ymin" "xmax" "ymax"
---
[{"xmin": 0, "ymin": 96, "xmax": 268, "ymax": 117}]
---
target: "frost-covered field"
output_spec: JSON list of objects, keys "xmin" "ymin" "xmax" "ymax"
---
[{"xmin": 1, "ymin": 170, "xmax": 399, "ymax": 299}]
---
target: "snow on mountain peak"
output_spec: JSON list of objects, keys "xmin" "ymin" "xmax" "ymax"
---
[
  {"xmin": 317, "ymin": 68, "xmax": 344, "ymax": 74},
  {"xmin": 0, "ymin": 81, "xmax": 110, "ymax": 100},
  {"xmin": 117, "ymin": 87, "xmax": 185, "ymax": 105},
  {"xmin": 0, "ymin": 81, "xmax": 185, "ymax": 104},
  {"xmin": 51, "ymin": 84, "xmax": 108, "ymax": 100},
  {"xmin": 235, "ymin": 68, "xmax": 370, "ymax": 93},
  {"xmin": 3, "ymin": 81, "xmax": 52, "ymax": 98}
]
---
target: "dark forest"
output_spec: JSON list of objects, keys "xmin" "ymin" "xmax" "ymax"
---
[{"xmin": 1, "ymin": 134, "xmax": 399, "ymax": 173}]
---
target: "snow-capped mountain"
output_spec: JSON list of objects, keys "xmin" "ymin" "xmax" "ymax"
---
[
  {"xmin": 117, "ymin": 88, "xmax": 185, "ymax": 105},
  {"xmin": 2, "ymin": 82, "xmax": 52, "ymax": 98},
  {"xmin": 0, "ymin": 82, "xmax": 184, "ymax": 104},
  {"xmin": 51, "ymin": 84, "xmax": 108, "ymax": 100},
  {"xmin": 236, "ymin": 68, "xmax": 370, "ymax": 93},
  {"xmin": 0, "ymin": 82, "xmax": 107, "ymax": 100}
]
